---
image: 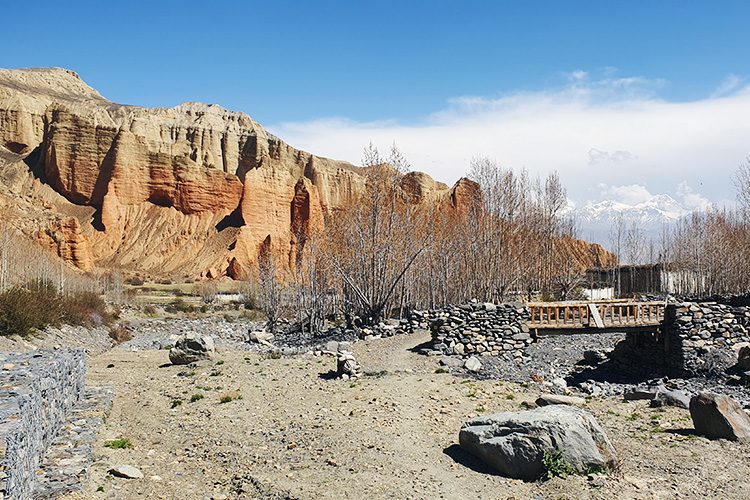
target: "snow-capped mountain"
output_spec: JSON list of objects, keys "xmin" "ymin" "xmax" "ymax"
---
[{"xmin": 573, "ymin": 193, "xmax": 694, "ymax": 247}]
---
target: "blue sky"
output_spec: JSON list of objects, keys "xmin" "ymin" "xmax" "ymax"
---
[{"xmin": 2, "ymin": 1, "xmax": 749, "ymax": 207}]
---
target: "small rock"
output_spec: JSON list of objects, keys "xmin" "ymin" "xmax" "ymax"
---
[
  {"xmin": 738, "ymin": 345, "xmax": 750, "ymax": 371},
  {"xmin": 169, "ymin": 333, "xmax": 214, "ymax": 365},
  {"xmin": 551, "ymin": 377, "xmax": 567, "ymax": 389},
  {"xmin": 109, "ymin": 465, "xmax": 144, "ymax": 479},
  {"xmin": 2, "ymin": 363, "xmax": 14, "ymax": 370},
  {"xmin": 536, "ymin": 394, "xmax": 586, "ymax": 407},
  {"xmin": 248, "ymin": 330, "xmax": 274, "ymax": 346},
  {"xmin": 623, "ymin": 389, "xmax": 657, "ymax": 401},
  {"xmin": 583, "ymin": 350, "xmax": 607, "ymax": 365},
  {"xmin": 464, "ymin": 356, "xmax": 482, "ymax": 372},
  {"xmin": 650, "ymin": 389, "xmax": 691, "ymax": 409},
  {"xmin": 439, "ymin": 356, "xmax": 464, "ymax": 369}
]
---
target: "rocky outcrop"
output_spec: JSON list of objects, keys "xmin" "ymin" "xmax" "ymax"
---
[
  {"xmin": 0, "ymin": 68, "xmax": 371, "ymax": 275},
  {"xmin": 558, "ymin": 234, "xmax": 618, "ymax": 271},
  {"xmin": 36, "ymin": 217, "xmax": 94, "ymax": 272}
]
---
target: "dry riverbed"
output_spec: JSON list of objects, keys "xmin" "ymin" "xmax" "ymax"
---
[{"xmin": 64, "ymin": 332, "xmax": 750, "ymax": 499}]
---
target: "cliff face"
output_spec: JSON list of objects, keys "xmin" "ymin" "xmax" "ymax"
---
[
  {"xmin": 0, "ymin": 68, "xmax": 430, "ymax": 277},
  {"xmin": 0, "ymin": 67, "xmax": 615, "ymax": 279}
]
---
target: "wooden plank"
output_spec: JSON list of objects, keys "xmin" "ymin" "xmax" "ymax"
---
[{"xmin": 588, "ymin": 303, "xmax": 605, "ymax": 328}]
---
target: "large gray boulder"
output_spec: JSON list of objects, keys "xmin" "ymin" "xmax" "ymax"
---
[
  {"xmin": 690, "ymin": 392, "xmax": 750, "ymax": 442},
  {"xmin": 169, "ymin": 332, "xmax": 214, "ymax": 365},
  {"xmin": 459, "ymin": 405, "xmax": 617, "ymax": 480}
]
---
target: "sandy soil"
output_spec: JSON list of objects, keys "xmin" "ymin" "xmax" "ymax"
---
[{"xmin": 63, "ymin": 331, "xmax": 750, "ymax": 500}]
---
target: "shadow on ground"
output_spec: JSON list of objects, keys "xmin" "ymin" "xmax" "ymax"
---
[{"xmin": 443, "ymin": 444, "xmax": 501, "ymax": 476}]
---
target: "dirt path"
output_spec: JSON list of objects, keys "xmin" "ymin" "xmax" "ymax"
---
[{"xmin": 62, "ymin": 331, "xmax": 750, "ymax": 500}]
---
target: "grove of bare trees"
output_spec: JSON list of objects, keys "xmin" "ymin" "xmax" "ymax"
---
[{"xmin": 256, "ymin": 146, "xmax": 601, "ymax": 329}]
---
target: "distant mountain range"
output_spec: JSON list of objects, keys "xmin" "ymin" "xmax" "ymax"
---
[{"xmin": 573, "ymin": 193, "xmax": 695, "ymax": 248}]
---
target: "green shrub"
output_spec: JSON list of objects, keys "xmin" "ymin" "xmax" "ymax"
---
[
  {"xmin": 541, "ymin": 450, "xmax": 576, "ymax": 479},
  {"xmin": 0, "ymin": 286, "xmax": 61, "ymax": 336},
  {"xmin": 171, "ymin": 400, "xmax": 182, "ymax": 408},
  {"xmin": 104, "ymin": 437, "xmax": 134, "ymax": 449},
  {"xmin": 0, "ymin": 283, "xmax": 116, "ymax": 337},
  {"xmin": 190, "ymin": 394, "xmax": 204, "ymax": 402}
]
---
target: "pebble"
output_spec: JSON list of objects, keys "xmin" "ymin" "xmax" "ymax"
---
[{"xmin": 109, "ymin": 465, "xmax": 144, "ymax": 479}]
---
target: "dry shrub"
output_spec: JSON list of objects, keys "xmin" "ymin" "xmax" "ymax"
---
[{"xmin": 0, "ymin": 282, "xmax": 117, "ymax": 337}]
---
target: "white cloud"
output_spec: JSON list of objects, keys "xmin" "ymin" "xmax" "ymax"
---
[
  {"xmin": 600, "ymin": 184, "xmax": 654, "ymax": 206},
  {"xmin": 268, "ymin": 72, "xmax": 750, "ymax": 207},
  {"xmin": 676, "ymin": 181, "xmax": 713, "ymax": 211},
  {"xmin": 588, "ymin": 148, "xmax": 637, "ymax": 166},
  {"xmin": 711, "ymin": 74, "xmax": 744, "ymax": 98}
]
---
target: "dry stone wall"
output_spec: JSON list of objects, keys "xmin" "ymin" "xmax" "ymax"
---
[
  {"xmin": 665, "ymin": 301, "xmax": 750, "ymax": 375},
  {"xmin": 425, "ymin": 300, "xmax": 750, "ymax": 378},
  {"xmin": 426, "ymin": 302, "xmax": 532, "ymax": 360},
  {"xmin": 0, "ymin": 348, "xmax": 86, "ymax": 500}
]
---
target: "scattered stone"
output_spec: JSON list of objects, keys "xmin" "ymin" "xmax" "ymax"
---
[
  {"xmin": 650, "ymin": 389, "xmax": 691, "ymax": 409},
  {"xmin": 248, "ymin": 330, "xmax": 274, "ymax": 346},
  {"xmin": 464, "ymin": 356, "xmax": 482, "ymax": 372},
  {"xmin": 459, "ymin": 405, "xmax": 617, "ymax": 480},
  {"xmin": 109, "ymin": 465, "xmax": 144, "ymax": 479},
  {"xmin": 169, "ymin": 333, "xmax": 215, "ymax": 365},
  {"xmin": 2, "ymin": 363, "xmax": 14, "ymax": 370},
  {"xmin": 690, "ymin": 392, "xmax": 750, "ymax": 442},
  {"xmin": 535, "ymin": 394, "xmax": 586, "ymax": 407}
]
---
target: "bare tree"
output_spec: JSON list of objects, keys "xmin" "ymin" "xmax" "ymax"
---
[{"xmin": 327, "ymin": 144, "xmax": 428, "ymax": 324}]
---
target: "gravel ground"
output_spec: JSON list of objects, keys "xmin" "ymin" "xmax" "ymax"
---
[
  {"xmin": 5, "ymin": 317, "xmax": 750, "ymax": 498},
  {"xmin": 58, "ymin": 329, "xmax": 750, "ymax": 500}
]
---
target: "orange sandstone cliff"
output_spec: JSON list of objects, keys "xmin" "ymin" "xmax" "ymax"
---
[
  {"xmin": 0, "ymin": 67, "xmax": 613, "ymax": 279},
  {"xmin": 0, "ymin": 68, "xmax": 474, "ymax": 278}
]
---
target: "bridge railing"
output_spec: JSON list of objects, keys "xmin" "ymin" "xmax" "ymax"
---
[{"xmin": 526, "ymin": 301, "xmax": 664, "ymax": 330}]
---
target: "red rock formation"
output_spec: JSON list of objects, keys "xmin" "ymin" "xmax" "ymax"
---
[
  {"xmin": 558, "ymin": 233, "xmax": 618, "ymax": 271},
  {"xmin": 0, "ymin": 67, "xmax": 615, "ymax": 280},
  {"xmin": 37, "ymin": 217, "xmax": 94, "ymax": 271}
]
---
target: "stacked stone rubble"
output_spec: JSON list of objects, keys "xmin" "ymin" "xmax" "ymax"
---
[
  {"xmin": 427, "ymin": 302, "xmax": 532, "ymax": 360},
  {"xmin": 0, "ymin": 348, "xmax": 86, "ymax": 500},
  {"xmin": 357, "ymin": 314, "xmax": 427, "ymax": 339}
]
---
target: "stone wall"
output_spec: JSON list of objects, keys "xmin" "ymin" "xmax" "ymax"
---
[
  {"xmin": 425, "ymin": 300, "xmax": 750, "ymax": 378},
  {"xmin": 426, "ymin": 302, "xmax": 532, "ymax": 360},
  {"xmin": 664, "ymin": 301, "xmax": 750, "ymax": 376},
  {"xmin": 0, "ymin": 348, "xmax": 86, "ymax": 500}
]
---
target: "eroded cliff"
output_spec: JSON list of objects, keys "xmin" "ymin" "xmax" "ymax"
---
[{"xmin": 0, "ymin": 67, "xmax": 614, "ymax": 279}]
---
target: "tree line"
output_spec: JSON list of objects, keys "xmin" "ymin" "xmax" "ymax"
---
[{"xmin": 259, "ymin": 145, "xmax": 604, "ymax": 330}]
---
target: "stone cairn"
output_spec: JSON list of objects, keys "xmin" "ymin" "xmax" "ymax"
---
[
  {"xmin": 426, "ymin": 302, "xmax": 532, "ymax": 360},
  {"xmin": 336, "ymin": 348, "xmax": 362, "ymax": 380}
]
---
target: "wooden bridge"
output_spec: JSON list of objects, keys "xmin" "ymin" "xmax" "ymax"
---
[{"xmin": 526, "ymin": 300, "xmax": 665, "ymax": 334}]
